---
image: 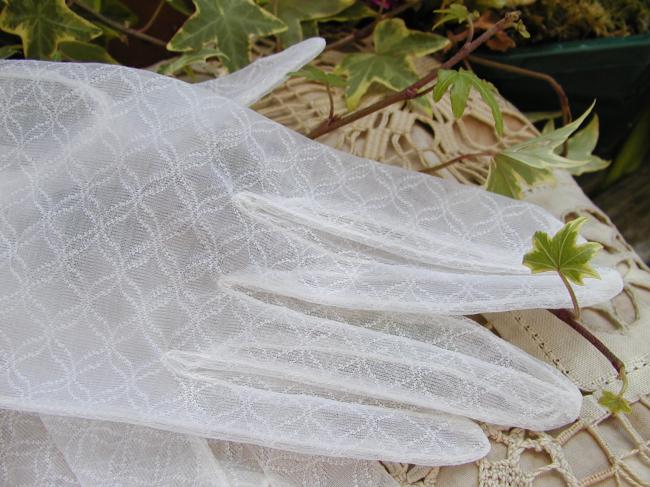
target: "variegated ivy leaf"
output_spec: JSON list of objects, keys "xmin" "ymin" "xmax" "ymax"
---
[
  {"xmin": 0, "ymin": 0, "xmax": 102, "ymax": 59},
  {"xmin": 57, "ymin": 40, "xmax": 117, "ymax": 63},
  {"xmin": 165, "ymin": 0, "xmax": 193, "ymax": 16},
  {"xmin": 433, "ymin": 68, "xmax": 504, "ymax": 135},
  {"xmin": 320, "ymin": 2, "xmax": 376, "ymax": 23},
  {"xmin": 158, "ymin": 47, "xmax": 225, "ymax": 75},
  {"xmin": 565, "ymin": 115, "xmax": 610, "ymax": 176},
  {"xmin": 433, "ymin": 4, "xmax": 477, "ymax": 30},
  {"xmin": 268, "ymin": 0, "xmax": 355, "ymax": 47},
  {"xmin": 523, "ymin": 216, "xmax": 602, "ymax": 286},
  {"xmin": 486, "ymin": 103, "xmax": 596, "ymax": 199},
  {"xmin": 167, "ymin": 0, "xmax": 286, "ymax": 72},
  {"xmin": 599, "ymin": 390, "xmax": 632, "ymax": 415},
  {"xmin": 336, "ymin": 18, "xmax": 449, "ymax": 111},
  {"xmin": 289, "ymin": 65, "xmax": 346, "ymax": 88},
  {"xmin": 0, "ymin": 44, "xmax": 21, "ymax": 59}
]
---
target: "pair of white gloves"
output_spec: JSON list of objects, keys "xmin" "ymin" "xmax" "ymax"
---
[{"xmin": 0, "ymin": 39, "xmax": 622, "ymax": 486}]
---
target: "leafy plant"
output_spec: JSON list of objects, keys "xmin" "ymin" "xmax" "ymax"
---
[
  {"xmin": 167, "ymin": 0, "xmax": 286, "ymax": 71},
  {"xmin": 289, "ymin": 65, "xmax": 346, "ymax": 88},
  {"xmin": 266, "ymin": 0, "xmax": 355, "ymax": 47},
  {"xmin": 432, "ymin": 68, "xmax": 504, "ymax": 135},
  {"xmin": 432, "ymin": 4, "xmax": 478, "ymax": 31},
  {"xmin": 336, "ymin": 18, "xmax": 449, "ymax": 111},
  {"xmin": 0, "ymin": 0, "xmax": 102, "ymax": 59},
  {"xmin": 486, "ymin": 104, "xmax": 596, "ymax": 198},
  {"xmin": 599, "ymin": 374, "xmax": 632, "ymax": 415},
  {"xmin": 157, "ymin": 47, "xmax": 225, "ymax": 75},
  {"xmin": 523, "ymin": 216, "xmax": 601, "ymax": 319}
]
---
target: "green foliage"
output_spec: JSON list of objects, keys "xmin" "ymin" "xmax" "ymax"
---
[
  {"xmin": 523, "ymin": 217, "xmax": 602, "ymax": 286},
  {"xmin": 57, "ymin": 40, "xmax": 116, "ymax": 63},
  {"xmin": 565, "ymin": 115, "xmax": 610, "ymax": 176},
  {"xmin": 0, "ymin": 43, "xmax": 20, "ymax": 59},
  {"xmin": 337, "ymin": 18, "xmax": 449, "ymax": 111},
  {"xmin": 603, "ymin": 103, "xmax": 650, "ymax": 187},
  {"xmin": 167, "ymin": 0, "xmax": 286, "ymax": 72},
  {"xmin": 289, "ymin": 65, "xmax": 346, "ymax": 87},
  {"xmin": 432, "ymin": 4, "xmax": 477, "ymax": 31},
  {"xmin": 486, "ymin": 104, "xmax": 596, "ymax": 198},
  {"xmin": 157, "ymin": 47, "xmax": 225, "ymax": 75},
  {"xmin": 433, "ymin": 68, "xmax": 504, "ymax": 135},
  {"xmin": 599, "ymin": 390, "xmax": 632, "ymax": 415},
  {"xmin": 268, "ymin": 0, "xmax": 355, "ymax": 47},
  {"xmin": 320, "ymin": 2, "xmax": 376, "ymax": 23},
  {"xmin": 165, "ymin": 0, "xmax": 194, "ymax": 16},
  {"xmin": 0, "ymin": 0, "xmax": 102, "ymax": 59}
]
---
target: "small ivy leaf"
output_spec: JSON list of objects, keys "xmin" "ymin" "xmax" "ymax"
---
[
  {"xmin": 522, "ymin": 217, "xmax": 602, "ymax": 286},
  {"xmin": 158, "ymin": 47, "xmax": 226, "ymax": 75},
  {"xmin": 598, "ymin": 390, "xmax": 632, "ymax": 415},
  {"xmin": 57, "ymin": 40, "xmax": 117, "ymax": 63},
  {"xmin": 337, "ymin": 18, "xmax": 449, "ymax": 111},
  {"xmin": 0, "ymin": 0, "xmax": 102, "ymax": 59},
  {"xmin": 167, "ymin": 0, "xmax": 287, "ymax": 72},
  {"xmin": 498, "ymin": 103, "xmax": 595, "ymax": 170},
  {"xmin": 485, "ymin": 157, "xmax": 554, "ymax": 200},
  {"xmin": 514, "ymin": 19, "xmax": 530, "ymax": 38},
  {"xmin": 486, "ymin": 104, "xmax": 599, "ymax": 198},
  {"xmin": 269, "ymin": 0, "xmax": 355, "ymax": 47},
  {"xmin": 0, "ymin": 44, "xmax": 21, "ymax": 59},
  {"xmin": 289, "ymin": 65, "xmax": 346, "ymax": 88},
  {"xmin": 524, "ymin": 110, "xmax": 562, "ymax": 124},
  {"xmin": 433, "ymin": 68, "xmax": 504, "ymax": 135},
  {"xmin": 320, "ymin": 2, "xmax": 376, "ymax": 23},
  {"xmin": 432, "ymin": 4, "xmax": 477, "ymax": 30},
  {"xmin": 565, "ymin": 115, "xmax": 611, "ymax": 176},
  {"xmin": 165, "ymin": 0, "xmax": 194, "ymax": 16}
]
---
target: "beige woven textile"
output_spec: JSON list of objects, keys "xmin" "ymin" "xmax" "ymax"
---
[{"xmin": 246, "ymin": 50, "xmax": 650, "ymax": 487}]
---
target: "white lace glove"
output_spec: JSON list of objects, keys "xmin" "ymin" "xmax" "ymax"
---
[
  {"xmin": 1, "ymin": 409, "xmax": 398, "ymax": 487},
  {"xmin": 0, "ymin": 39, "xmax": 622, "ymax": 465}
]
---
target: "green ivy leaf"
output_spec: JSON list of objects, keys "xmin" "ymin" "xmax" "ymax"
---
[
  {"xmin": 57, "ymin": 40, "xmax": 117, "ymax": 63},
  {"xmin": 269, "ymin": 0, "xmax": 355, "ymax": 47},
  {"xmin": 165, "ymin": 0, "xmax": 193, "ymax": 16},
  {"xmin": 485, "ymin": 157, "xmax": 554, "ymax": 200},
  {"xmin": 0, "ymin": 44, "xmax": 21, "ymax": 59},
  {"xmin": 0, "ymin": 0, "xmax": 102, "ymax": 59},
  {"xmin": 433, "ymin": 4, "xmax": 477, "ymax": 30},
  {"xmin": 157, "ymin": 47, "xmax": 225, "ymax": 75},
  {"xmin": 319, "ymin": 2, "xmax": 376, "ymax": 23},
  {"xmin": 598, "ymin": 390, "xmax": 632, "ymax": 415},
  {"xmin": 522, "ymin": 217, "xmax": 602, "ymax": 286},
  {"xmin": 433, "ymin": 68, "xmax": 504, "ymax": 135},
  {"xmin": 289, "ymin": 65, "xmax": 346, "ymax": 87},
  {"xmin": 565, "ymin": 115, "xmax": 611, "ymax": 176},
  {"xmin": 336, "ymin": 18, "xmax": 449, "ymax": 111},
  {"xmin": 486, "ymin": 104, "xmax": 597, "ymax": 198},
  {"xmin": 167, "ymin": 0, "xmax": 287, "ymax": 72}
]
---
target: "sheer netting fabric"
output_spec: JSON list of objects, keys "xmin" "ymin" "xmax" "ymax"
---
[
  {"xmin": 0, "ymin": 38, "xmax": 623, "ymax": 474},
  {"xmin": 0, "ymin": 409, "xmax": 399, "ymax": 487}
]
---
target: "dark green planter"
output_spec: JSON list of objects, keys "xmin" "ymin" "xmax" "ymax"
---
[{"xmin": 473, "ymin": 34, "xmax": 650, "ymax": 157}]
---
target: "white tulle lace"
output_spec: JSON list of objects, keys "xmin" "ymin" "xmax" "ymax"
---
[{"xmin": 0, "ymin": 38, "xmax": 622, "ymax": 485}]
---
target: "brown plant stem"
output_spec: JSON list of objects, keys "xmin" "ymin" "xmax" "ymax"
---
[
  {"xmin": 136, "ymin": 0, "xmax": 166, "ymax": 33},
  {"xmin": 308, "ymin": 11, "xmax": 521, "ymax": 139},
  {"xmin": 326, "ymin": 83, "xmax": 335, "ymax": 122},
  {"xmin": 71, "ymin": 0, "xmax": 168, "ymax": 47},
  {"xmin": 551, "ymin": 308, "xmax": 625, "ymax": 376},
  {"xmin": 468, "ymin": 55, "xmax": 572, "ymax": 127},
  {"xmin": 324, "ymin": 1, "xmax": 420, "ymax": 52},
  {"xmin": 419, "ymin": 151, "xmax": 494, "ymax": 175}
]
